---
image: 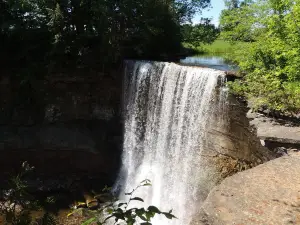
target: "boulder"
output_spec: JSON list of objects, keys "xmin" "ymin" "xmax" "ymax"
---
[{"xmin": 195, "ymin": 151, "xmax": 300, "ymax": 225}]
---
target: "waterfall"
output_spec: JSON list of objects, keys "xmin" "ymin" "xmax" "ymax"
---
[{"xmin": 115, "ymin": 61, "xmax": 227, "ymax": 225}]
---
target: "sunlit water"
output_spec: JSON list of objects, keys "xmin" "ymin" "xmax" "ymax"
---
[
  {"xmin": 180, "ymin": 55, "xmax": 237, "ymax": 71},
  {"xmin": 115, "ymin": 61, "xmax": 227, "ymax": 225}
]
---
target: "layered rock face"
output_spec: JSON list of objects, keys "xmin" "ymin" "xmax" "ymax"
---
[
  {"xmin": 247, "ymin": 110, "xmax": 300, "ymax": 151},
  {"xmin": 194, "ymin": 90, "xmax": 275, "ymax": 200},
  {"xmin": 195, "ymin": 151, "xmax": 300, "ymax": 225},
  {"xmin": 0, "ymin": 72, "xmax": 123, "ymax": 188},
  {"xmin": 0, "ymin": 66, "xmax": 275, "ymax": 199}
]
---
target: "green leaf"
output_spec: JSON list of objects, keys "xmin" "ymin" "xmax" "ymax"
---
[
  {"xmin": 130, "ymin": 197, "xmax": 144, "ymax": 202},
  {"xmin": 106, "ymin": 208, "xmax": 114, "ymax": 214},
  {"xmin": 162, "ymin": 212, "xmax": 177, "ymax": 219},
  {"xmin": 140, "ymin": 179, "xmax": 151, "ymax": 183},
  {"xmin": 147, "ymin": 206, "xmax": 160, "ymax": 213},
  {"xmin": 137, "ymin": 214, "xmax": 148, "ymax": 221},
  {"xmin": 81, "ymin": 217, "xmax": 97, "ymax": 225},
  {"xmin": 125, "ymin": 190, "xmax": 134, "ymax": 195},
  {"xmin": 145, "ymin": 211, "xmax": 155, "ymax": 220},
  {"xmin": 118, "ymin": 202, "xmax": 127, "ymax": 207}
]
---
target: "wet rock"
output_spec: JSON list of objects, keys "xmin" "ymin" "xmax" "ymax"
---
[
  {"xmin": 83, "ymin": 193, "xmax": 99, "ymax": 210},
  {"xmin": 273, "ymin": 147, "xmax": 288, "ymax": 157},
  {"xmin": 86, "ymin": 200, "xmax": 99, "ymax": 210},
  {"xmin": 75, "ymin": 202, "xmax": 87, "ymax": 209}
]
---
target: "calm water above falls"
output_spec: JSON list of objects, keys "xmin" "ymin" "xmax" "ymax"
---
[
  {"xmin": 180, "ymin": 55, "xmax": 237, "ymax": 71},
  {"xmin": 115, "ymin": 61, "xmax": 227, "ymax": 225}
]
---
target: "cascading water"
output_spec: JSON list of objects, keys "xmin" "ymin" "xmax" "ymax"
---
[{"xmin": 115, "ymin": 61, "xmax": 227, "ymax": 225}]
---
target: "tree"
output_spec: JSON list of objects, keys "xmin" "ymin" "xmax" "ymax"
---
[
  {"xmin": 219, "ymin": 0, "xmax": 261, "ymax": 42},
  {"xmin": 226, "ymin": 0, "xmax": 300, "ymax": 114},
  {"xmin": 0, "ymin": 0, "xmax": 212, "ymax": 78},
  {"xmin": 224, "ymin": 0, "xmax": 240, "ymax": 9},
  {"xmin": 174, "ymin": 0, "xmax": 211, "ymax": 23},
  {"xmin": 181, "ymin": 18, "xmax": 219, "ymax": 46}
]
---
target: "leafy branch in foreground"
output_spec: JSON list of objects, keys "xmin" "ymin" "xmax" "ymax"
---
[
  {"xmin": 0, "ymin": 162, "xmax": 56, "ymax": 225},
  {"xmin": 77, "ymin": 179, "xmax": 176, "ymax": 225}
]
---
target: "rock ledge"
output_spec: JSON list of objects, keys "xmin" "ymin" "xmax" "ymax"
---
[{"xmin": 195, "ymin": 151, "xmax": 300, "ymax": 225}]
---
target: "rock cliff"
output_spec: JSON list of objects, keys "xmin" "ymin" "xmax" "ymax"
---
[{"xmin": 0, "ymin": 72, "xmax": 123, "ymax": 189}]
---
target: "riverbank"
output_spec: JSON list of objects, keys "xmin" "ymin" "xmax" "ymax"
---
[{"xmin": 183, "ymin": 39, "xmax": 235, "ymax": 55}]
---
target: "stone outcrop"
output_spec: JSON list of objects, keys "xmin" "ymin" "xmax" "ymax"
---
[
  {"xmin": 194, "ymin": 151, "xmax": 300, "ymax": 225},
  {"xmin": 0, "ymin": 72, "xmax": 123, "ymax": 187},
  {"xmin": 247, "ymin": 111, "xmax": 300, "ymax": 150},
  {"xmin": 195, "ymin": 93, "xmax": 275, "ymax": 200}
]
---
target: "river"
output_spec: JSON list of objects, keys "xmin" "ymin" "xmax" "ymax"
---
[{"xmin": 180, "ymin": 54, "xmax": 237, "ymax": 71}]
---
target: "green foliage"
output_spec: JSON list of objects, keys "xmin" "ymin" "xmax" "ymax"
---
[
  {"xmin": 0, "ymin": 162, "xmax": 57, "ymax": 225},
  {"xmin": 182, "ymin": 39, "xmax": 235, "ymax": 55},
  {"xmin": 76, "ymin": 179, "xmax": 176, "ymax": 225},
  {"xmin": 181, "ymin": 18, "xmax": 220, "ymax": 47},
  {"xmin": 223, "ymin": 0, "xmax": 300, "ymax": 115},
  {"xmin": 0, "ymin": 0, "xmax": 211, "ymax": 78},
  {"xmin": 224, "ymin": 0, "xmax": 240, "ymax": 9},
  {"xmin": 174, "ymin": 0, "xmax": 211, "ymax": 23},
  {"xmin": 202, "ymin": 39, "xmax": 235, "ymax": 54},
  {"xmin": 219, "ymin": 0, "xmax": 267, "ymax": 42}
]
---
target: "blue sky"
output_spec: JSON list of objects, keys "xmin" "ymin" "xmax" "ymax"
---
[{"xmin": 193, "ymin": 0, "xmax": 225, "ymax": 26}]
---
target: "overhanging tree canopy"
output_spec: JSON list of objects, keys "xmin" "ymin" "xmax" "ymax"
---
[{"xmin": 0, "ymin": 0, "xmax": 211, "ymax": 76}]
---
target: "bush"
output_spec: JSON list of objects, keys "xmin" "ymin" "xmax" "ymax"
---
[
  {"xmin": 71, "ymin": 180, "xmax": 176, "ymax": 225},
  {"xmin": 223, "ymin": 0, "xmax": 300, "ymax": 115},
  {"xmin": 0, "ymin": 162, "xmax": 56, "ymax": 225}
]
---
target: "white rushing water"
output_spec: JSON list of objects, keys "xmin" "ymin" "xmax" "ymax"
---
[{"xmin": 115, "ymin": 61, "xmax": 226, "ymax": 225}]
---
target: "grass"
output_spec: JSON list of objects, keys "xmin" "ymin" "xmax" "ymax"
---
[
  {"xmin": 183, "ymin": 39, "xmax": 236, "ymax": 55},
  {"xmin": 202, "ymin": 39, "xmax": 235, "ymax": 54}
]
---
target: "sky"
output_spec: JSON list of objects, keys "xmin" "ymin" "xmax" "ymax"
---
[{"xmin": 193, "ymin": 0, "xmax": 225, "ymax": 26}]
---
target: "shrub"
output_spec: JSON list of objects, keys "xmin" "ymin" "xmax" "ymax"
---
[
  {"xmin": 0, "ymin": 162, "xmax": 56, "ymax": 225},
  {"xmin": 72, "ymin": 180, "xmax": 176, "ymax": 225}
]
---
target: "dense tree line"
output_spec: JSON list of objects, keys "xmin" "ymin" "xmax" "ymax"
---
[
  {"xmin": 220, "ymin": 0, "xmax": 300, "ymax": 115},
  {"xmin": 0, "ymin": 0, "xmax": 210, "ymax": 77},
  {"xmin": 181, "ymin": 18, "xmax": 219, "ymax": 47}
]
